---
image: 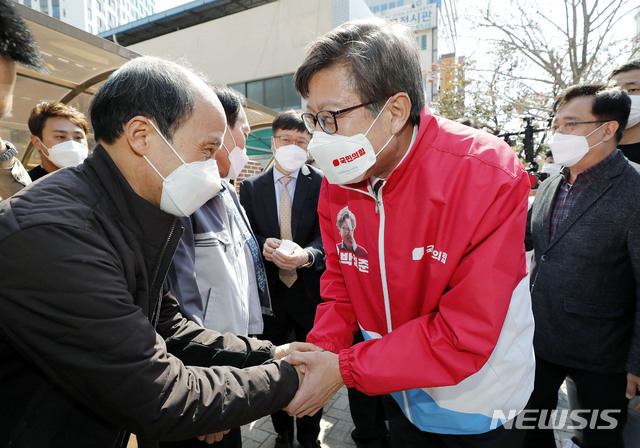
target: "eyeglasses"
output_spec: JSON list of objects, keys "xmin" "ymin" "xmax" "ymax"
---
[
  {"xmin": 301, "ymin": 101, "xmax": 373, "ymax": 135},
  {"xmin": 273, "ymin": 135, "xmax": 310, "ymax": 149},
  {"xmin": 549, "ymin": 120, "xmax": 609, "ymax": 134}
]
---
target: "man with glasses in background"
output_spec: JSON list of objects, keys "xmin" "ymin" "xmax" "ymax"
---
[
  {"xmin": 239, "ymin": 110, "xmax": 325, "ymax": 448},
  {"xmin": 524, "ymin": 84, "xmax": 640, "ymax": 448}
]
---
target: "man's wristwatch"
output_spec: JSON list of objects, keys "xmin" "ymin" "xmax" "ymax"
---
[
  {"xmin": 298, "ymin": 250, "xmax": 313, "ymax": 268},
  {"xmin": 0, "ymin": 141, "xmax": 18, "ymax": 162}
]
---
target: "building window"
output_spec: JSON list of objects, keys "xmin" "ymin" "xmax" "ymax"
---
[
  {"xmin": 389, "ymin": 2, "xmax": 395, "ymax": 8},
  {"xmin": 397, "ymin": 0, "xmax": 404, "ymax": 5},
  {"xmin": 229, "ymin": 83, "xmax": 246, "ymax": 97},
  {"xmin": 87, "ymin": 8, "xmax": 92, "ymax": 19},
  {"xmin": 24, "ymin": 0, "xmax": 32, "ymax": 7},
  {"xmin": 381, "ymin": 4, "xmax": 387, "ymax": 11},
  {"xmin": 88, "ymin": 24, "xmax": 93, "ymax": 33},
  {"xmin": 371, "ymin": 6, "xmax": 379, "ymax": 12},
  {"xmin": 39, "ymin": 0, "xmax": 48, "ymax": 14},
  {"xmin": 230, "ymin": 74, "xmax": 301, "ymax": 111},
  {"xmin": 97, "ymin": 1, "xmax": 102, "ymax": 11},
  {"xmin": 421, "ymin": 34, "xmax": 427, "ymax": 51}
]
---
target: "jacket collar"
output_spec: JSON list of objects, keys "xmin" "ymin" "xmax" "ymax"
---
[{"xmin": 541, "ymin": 149, "xmax": 628, "ymax": 248}]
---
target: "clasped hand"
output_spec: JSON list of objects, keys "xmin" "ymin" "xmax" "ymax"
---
[
  {"xmin": 282, "ymin": 350, "xmax": 343, "ymax": 418},
  {"xmin": 263, "ymin": 238, "xmax": 308, "ymax": 270}
]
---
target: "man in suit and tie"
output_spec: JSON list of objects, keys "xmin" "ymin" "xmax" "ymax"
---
[
  {"xmin": 525, "ymin": 84, "xmax": 640, "ymax": 448},
  {"xmin": 239, "ymin": 111, "xmax": 325, "ymax": 448}
]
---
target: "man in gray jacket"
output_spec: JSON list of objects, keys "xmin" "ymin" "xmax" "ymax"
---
[
  {"xmin": 525, "ymin": 84, "xmax": 640, "ymax": 447},
  {"xmin": 0, "ymin": 56, "xmax": 314, "ymax": 447}
]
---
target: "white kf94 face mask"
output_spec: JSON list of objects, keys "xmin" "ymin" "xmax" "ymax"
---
[
  {"xmin": 627, "ymin": 95, "xmax": 640, "ymax": 129},
  {"xmin": 549, "ymin": 123, "xmax": 606, "ymax": 167},
  {"xmin": 223, "ymin": 126, "xmax": 249, "ymax": 179},
  {"xmin": 307, "ymin": 97, "xmax": 394, "ymax": 185},
  {"xmin": 275, "ymin": 144, "xmax": 308, "ymax": 172},
  {"xmin": 144, "ymin": 120, "xmax": 222, "ymax": 217},
  {"xmin": 39, "ymin": 138, "xmax": 88, "ymax": 169}
]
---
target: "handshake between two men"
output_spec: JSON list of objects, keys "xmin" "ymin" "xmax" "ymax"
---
[{"xmin": 197, "ymin": 341, "xmax": 344, "ymax": 444}]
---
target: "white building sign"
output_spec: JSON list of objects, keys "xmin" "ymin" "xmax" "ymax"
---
[{"xmin": 376, "ymin": 3, "xmax": 437, "ymax": 31}]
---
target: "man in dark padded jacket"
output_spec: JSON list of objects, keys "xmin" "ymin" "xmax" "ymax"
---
[{"xmin": 0, "ymin": 56, "xmax": 317, "ymax": 447}]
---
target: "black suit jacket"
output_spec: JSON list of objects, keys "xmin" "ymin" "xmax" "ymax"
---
[
  {"xmin": 526, "ymin": 150, "xmax": 640, "ymax": 374},
  {"xmin": 239, "ymin": 164, "xmax": 325, "ymax": 306}
]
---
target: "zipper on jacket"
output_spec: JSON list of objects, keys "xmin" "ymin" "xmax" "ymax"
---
[{"xmin": 151, "ymin": 218, "xmax": 182, "ymax": 328}]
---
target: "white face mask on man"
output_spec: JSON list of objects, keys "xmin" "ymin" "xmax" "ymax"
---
[
  {"xmin": 144, "ymin": 120, "xmax": 222, "ymax": 217},
  {"xmin": 307, "ymin": 97, "xmax": 394, "ymax": 185},
  {"xmin": 627, "ymin": 95, "xmax": 640, "ymax": 129},
  {"xmin": 222, "ymin": 125, "xmax": 249, "ymax": 179},
  {"xmin": 549, "ymin": 123, "xmax": 606, "ymax": 167},
  {"xmin": 274, "ymin": 144, "xmax": 308, "ymax": 173},
  {"xmin": 39, "ymin": 138, "xmax": 88, "ymax": 169}
]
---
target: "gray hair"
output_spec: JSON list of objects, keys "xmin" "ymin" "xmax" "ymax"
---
[
  {"xmin": 89, "ymin": 56, "xmax": 210, "ymax": 144},
  {"xmin": 295, "ymin": 18, "xmax": 424, "ymax": 125}
]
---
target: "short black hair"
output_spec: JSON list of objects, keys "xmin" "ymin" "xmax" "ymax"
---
[
  {"xmin": 553, "ymin": 84, "xmax": 630, "ymax": 144},
  {"xmin": 272, "ymin": 110, "xmax": 307, "ymax": 134},
  {"xmin": 0, "ymin": 0, "xmax": 44, "ymax": 70},
  {"xmin": 213, "ymin": 85, "xmax": 247, "ymax": 128},
  {"xmin": 89, "ymin": 57, "xmax": 205, "ymax": 144},
  {"xmin": 608, "ymin": 59, "xmax": 640, "ymax": 81}
]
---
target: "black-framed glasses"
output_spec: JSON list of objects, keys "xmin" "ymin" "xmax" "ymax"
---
[
  {"xmin": 301, "ymin": 101, "xmax": 373, "ymax": 135},
  {"xmin": 549, "ymin": 120, "xmax": 609, "ymax": 134}
]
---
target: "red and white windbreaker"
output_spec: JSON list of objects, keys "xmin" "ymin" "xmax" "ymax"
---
[{"xmin": 307, "ymin": 107, "xmax": 535, "ymax": 435}]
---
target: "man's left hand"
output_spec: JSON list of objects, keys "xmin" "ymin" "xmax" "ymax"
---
[
  {"xmin": 627, "ymin": 372, "xmax": 640, "ymax": 411},
  {"xmin": 272, "ymin": 243, "xmax": 308, "ymax": 270},
  {"xmin": 283, "ymin": 350, "xmax": 343, "ymax": 417}
]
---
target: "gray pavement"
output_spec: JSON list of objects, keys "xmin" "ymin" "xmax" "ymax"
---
[{"xmin": 240, "ymin": 383, "xmax": 575, "ymax": 448}]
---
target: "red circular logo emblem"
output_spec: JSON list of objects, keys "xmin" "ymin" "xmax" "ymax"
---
[{"xmin": 333, "ymin": 159, "xmax": 340, "ymax": 167}]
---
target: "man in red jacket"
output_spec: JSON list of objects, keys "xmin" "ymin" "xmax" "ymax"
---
[{"xmin": 284, "ymin": 18, "xmax": 535, "ymax": 448}]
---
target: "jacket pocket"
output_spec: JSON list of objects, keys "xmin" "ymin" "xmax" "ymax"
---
[{"xmin": 564, "ymin": 299, "xmax": 625, "ymax": 318}]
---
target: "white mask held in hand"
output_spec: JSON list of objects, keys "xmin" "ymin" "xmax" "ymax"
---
[
  {"xmin": 627, "ymin": 95, "xmax": 640, "ymax": 129},
  {"xmin": 275, "ymin": 144, "xmax": 307, "ymax": 172},
  {"xmin": 223, "ymin": 126, "xmax": 249, "ymax": 179},
  {"xmin": 308, "ymin": 97, "xmax": 394, "ymax": 185},
  {"xmin": 549, "ymin": 124, "xmax": 606, "ymax": 167},
  {"xmin": 144, "ymin": 120, "xmax": 222, "ymax": 217},
  {"xmin": 39, "ymin": 138, "xmax": 88, "ymax": 168}
]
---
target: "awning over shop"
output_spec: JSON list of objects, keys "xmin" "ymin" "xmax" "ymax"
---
[
  {"xmin": 99, "ymin": 0, "xmax": 278, "ymax": 47},
  {"xmin": 4, "ymin": 2, "xmax": 278, "ymax": 166}
]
